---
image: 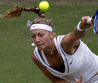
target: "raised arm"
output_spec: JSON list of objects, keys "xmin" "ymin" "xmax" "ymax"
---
[{"xmin": 61, "ymin": 16, "xmax": 92, "ymax": 54}]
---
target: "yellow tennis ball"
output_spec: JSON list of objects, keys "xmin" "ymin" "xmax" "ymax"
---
[{"xmin": 39, "ymin": 1, "xmax": 49, "ymax": 11}]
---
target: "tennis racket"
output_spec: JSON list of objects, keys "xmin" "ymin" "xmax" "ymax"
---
[{"xmin": 87, "ymin": 9, "xmax": 98, "ymax": 34}]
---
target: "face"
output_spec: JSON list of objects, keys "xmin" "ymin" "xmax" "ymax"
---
[{"xmin": 30, "ymin": 29, "xmax": 54, "ymax": 50}]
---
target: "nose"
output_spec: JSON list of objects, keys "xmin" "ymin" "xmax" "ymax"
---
[{"xmin": 35, "ymin": 36, "xmax": 40, "ymax": 43}]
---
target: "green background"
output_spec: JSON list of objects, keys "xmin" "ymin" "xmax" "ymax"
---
[{"xmin": 0, "ymin": 0, "xmax": 98, "ymax": 83}]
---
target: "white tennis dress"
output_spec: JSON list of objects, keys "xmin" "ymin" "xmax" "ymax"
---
[{"xmin": 33, "ymin": 35, "xmax": 98, "ymax": 83}]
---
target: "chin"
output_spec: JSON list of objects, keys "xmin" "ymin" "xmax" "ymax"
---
[{"xmin": 37, "ymin": 46, "xmax": 45, "ymax": 50}]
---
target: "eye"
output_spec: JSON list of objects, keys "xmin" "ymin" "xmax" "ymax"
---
[
  {"xmin": 31, "ymin": 35, "xmax": 36, "ymax": 38},
  {"xmin": 39, "ymin": 34, "xmax": 44, "ymax": 37}
]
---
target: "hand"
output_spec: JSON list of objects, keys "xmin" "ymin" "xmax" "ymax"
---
[
  {"xmin": 80, "ymin": 16, "xmax": 92, "ymax": 29},
  {"xmin": 73, "ymin": 76, "xmax": 82, "ymax": 83}
]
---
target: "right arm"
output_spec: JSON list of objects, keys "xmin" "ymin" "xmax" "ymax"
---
[{"xmin": 32, "ymin": 52, "xmax": 68, "ymax": 83}]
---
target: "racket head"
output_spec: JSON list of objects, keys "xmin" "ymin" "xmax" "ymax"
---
[
  {"xmin": 92, "ymin": 9, "xmax": 98, "ymax": 34},
  {"xmin": 93, "ymin": 15, "xmax": 98, "ymax": 34}
]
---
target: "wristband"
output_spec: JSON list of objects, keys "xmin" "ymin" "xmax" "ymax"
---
[{"xmin": 77, "ymin": 21, "xmax": 84, "ymax": 31}]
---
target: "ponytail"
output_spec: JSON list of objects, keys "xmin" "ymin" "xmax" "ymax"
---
[
  {"xmin": 0, "ymin": 5, "xmax": 45, "ymax": 18},
  {"xmin": 0, "ymin": 5, "xmax": 53, "ymax": 27}
]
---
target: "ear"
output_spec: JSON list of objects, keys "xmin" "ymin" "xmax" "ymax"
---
[{"xmin": 50, "ymin": 31, "xmax": 54, "ymax": 39}]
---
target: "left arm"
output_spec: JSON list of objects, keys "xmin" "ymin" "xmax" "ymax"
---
[{"xmin": 61, "ymin": 16, "xmax": 92, "ymax": 54}]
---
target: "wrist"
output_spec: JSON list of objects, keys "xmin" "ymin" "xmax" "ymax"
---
[{"xmin": 77, "ymin": 21, "xmax": 84, "ymax": 31}]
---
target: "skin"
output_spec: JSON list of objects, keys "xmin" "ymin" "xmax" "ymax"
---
[
  {"xmin": 31, "ymin": 16, "xmax": 92, "ymax": 83},
  {"xmin": 31, "ymin": 30, "xmax": 54, "ymax": 51}
]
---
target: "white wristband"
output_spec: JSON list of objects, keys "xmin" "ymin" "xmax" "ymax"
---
[{"xmin": 77, "ymin": 21, "xmax": 84, "ymax": 31}]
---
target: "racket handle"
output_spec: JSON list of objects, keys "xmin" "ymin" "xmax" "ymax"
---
[{"xmin": 87, "ymin": 17, "xmax": 92, "ymax": 24}]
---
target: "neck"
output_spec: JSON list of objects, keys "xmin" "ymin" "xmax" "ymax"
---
[{"xmin": 45, "ymin": 39, "xmax": 55, "ymax": 54}]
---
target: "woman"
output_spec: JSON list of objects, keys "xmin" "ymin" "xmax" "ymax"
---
[{"xmin": 1, "ymin": 6, "xmax": 98, "ymax": 83}]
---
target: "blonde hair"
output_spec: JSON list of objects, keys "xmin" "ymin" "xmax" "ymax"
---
[{"xmin": 1, "ymin": 5, "xmax": 53, "ymax": 27}]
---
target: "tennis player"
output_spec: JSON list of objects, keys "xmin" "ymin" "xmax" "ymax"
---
[{"xmin": 1, "ymin": 6, "xmax": 98, "ymax": 83}]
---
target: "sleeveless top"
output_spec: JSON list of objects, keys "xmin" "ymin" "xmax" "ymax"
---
[{"xmin": 33, "ymin": 35, "xmax": 98, "ymax": 83}]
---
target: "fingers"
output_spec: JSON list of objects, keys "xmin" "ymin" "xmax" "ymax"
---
[
  {"xmin": 80, "ymin": 16, "xmax": 92, "ymax": 29},
  {"xmin": 80, "ymin": 76, "xmax": 82, "ymax": 82},
  {"xmin": 81, "ymin": 16, "xmax": 91, "ymax": 24},
  {"xmin": 73, "ymin": 76, "xmax": 82, "ymax": 83}
]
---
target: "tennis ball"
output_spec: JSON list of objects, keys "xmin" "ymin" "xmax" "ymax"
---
[{"xmin": 39, "ymin": 1, "xmax": 49, "ymax": 11}]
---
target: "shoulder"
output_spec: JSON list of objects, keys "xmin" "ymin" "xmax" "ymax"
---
[
  {"xmin": 32, "ymin": 52, "xmax": 37, "ymax": 63},
  {"xmin": 61, "ymin": 32, "xmax": 80, "ymax": 47},
  {"xmin": 57, "ymin": 35, "xmax": 65, "ymax": 40},
  {"xmin": 32, "ymin": 49, "xmax": 44, "ymax": 67},
  {"xmin": 32, "ymin": 51, "xmax": 44, "ymax": 68},
  {"xmin": 32, "ymin": 47, "xmax": 40, "ymax": 63},
  {"xmin": 60, "ymin": 33, "xmax": 80, "ymax": 54},
  {"xmin": 56, "ymin": 35, "xmax": 66, "ymax": 44}
]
